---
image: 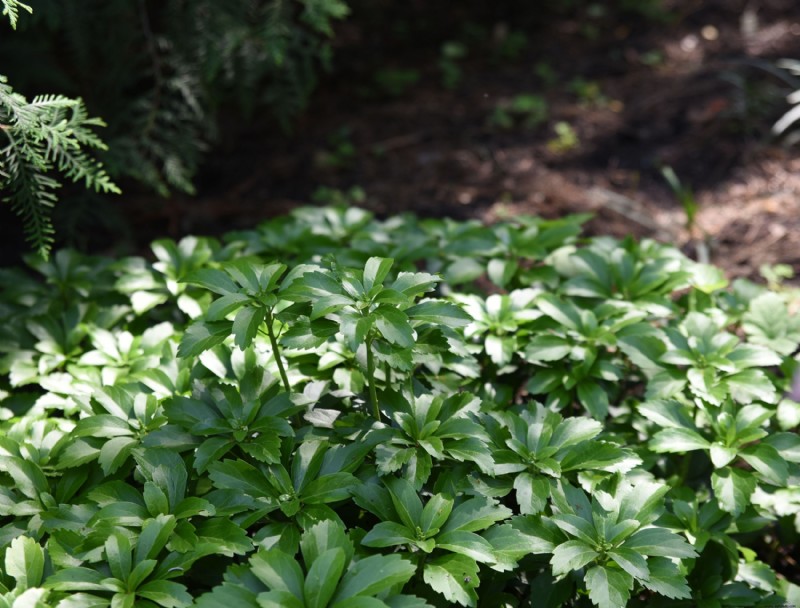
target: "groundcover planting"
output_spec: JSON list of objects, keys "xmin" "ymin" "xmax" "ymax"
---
[{"xmin": 0, "ymin": 206, "xmax": 798, "ymax": 607}]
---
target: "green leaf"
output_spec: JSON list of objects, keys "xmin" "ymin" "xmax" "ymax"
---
[
  {"xmin": 258, "ymin": 590, "xmax": 305, "ymax": 608},
  {"xmin": 105, "ymin": 533, "xmax": 132, "ymax": 582},
  {"xmin": 186, "ymin": 268, "xmax": 239, "ymax": 295},
  {"xmin": 608, "ymin": 547, "xmax": 649, "ymax": 580},
  {"xmin": 178, "ymin": 321, "xmax": 231, "ymax": 358},
  {"xmin": 524, "ymin": 335, "xmax": 572, "ymax": 362},
  {"xmin": 0, "ymin": 456, "xmax": 48, "ymax": 499},
  {"xmin": 487, "ymin": 258, "xmax": 518, "ymax": 289},
  {"xmin": 422, "ymin": 554, "xmax": 479, "ymax": 607},
  {"xmin": 709, "ymin": 443, "xmax": 737, "ymax": 468},
  {"xmin": 136, "ymin": 580, "xmax": 193, "ymax": 607},
  {"xmin": 361, "ymin": 521, "xmax": 416, "ymax": 548},
  {"xmin": 390, "ymin": 272, "xmax": 440, "ymax": 297},
  {"xmin": 536, "ymin": 294, "xmax": 580, "ymax": 330},
  {"xmin": 135, "ymin": 514, "xmax": 177, "ymax": 562},
  {"xmin": 513, "ymin": 473, "xmax": 550, "ymax": 515},
  {"xmin": 385, "ymin": 477, "xmax": 423, "ymax": 530},
  {"xmin": 405, "ymin": 301, "xmax": 471, "ymax": 327},
  {"xmin": 43, "ymin": 567, "xmax": 107, "ymax": 591},
  {"xmin": 419, "ymin": 494, "xmax": 454, "ymax": 535},
  {"xmin": 311, "ymin": 294, "xmax": 355, "ymax": 320},
  {"xmin": 442, "ymin": 497, "xmax": 512, "ymax": 533},
  {"xmin": 623, "ymin": 527, "xmax": 697, "ymax": 558},
  {"xmin": 375, "ymin": 307, "xmax": 414, "ymax": 348},
  {"xmin": 649, "ymin": 428, "xmax": 710, "ymax": 453},
  {"xmin": 5, "ymin": 535, "xmax": 45, "ymax": 590},
  {"xmin": 300, "ymin": 472, "xmax": 358, "ymax": 504},
  {"xmin": 584, "ymin": 565, "xmax": 633, "ymax": 608},
  {"xmin": 576, "ymin": 382, "xmax": 609, "ymax": 419},
  {"xmin": 207, "ymin": 293, "xmax": 252, "ymax": 321},
  {"xmin": 233, "ymin": 306, "xmax": 266, "ymax": 349},
  {"xmin": 711, "ymin": 467, "xmax": 757, "ymax": 516},
  {"xmin": 551, "ymin": 540, "xmax": 598, "ymax": 576},
  {"xmin": 99, "ymin": 437, "xmax": 139, "ymax": 476},
  {"xmin": 251, "ymin": 550, "xmax": 304, "ymax": 601},
  {"xmin": 435, "ymin": 530, "xmax": 498, "ymax": 565},
  {"xmin": 363, "ymin": 257, "xmax": 394, "ymax": 293},
  {"xmin": 331, "ymin": 554, "xmax": 417, "ymax": 602},
  {"xmin": 304, "ymin": 548, "xmax": 346, "ymax": 608},
  {"xmin": 740, "ymin": 444, "xmax": 788, "ymax": 486},
  {"xmin": 642, "ymin": 556, "xmax": 692, "ymax": 600},
  {"xmin": 549, "ymin": 513, "xmax": 597, "ymax": 544}
]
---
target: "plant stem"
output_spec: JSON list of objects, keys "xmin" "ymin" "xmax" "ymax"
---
[
  {"xmin": 366, "ymin": 336, "xmax": 381, "ymax": 421},
  {"xmin": 266, "ymin": 312, "xmax": 291, "ymax": 394}
]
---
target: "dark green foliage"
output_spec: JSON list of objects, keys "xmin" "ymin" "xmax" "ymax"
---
[
  {"xmin": 1, "ymin": 0, "xmax": 350, "ymax": 196},
  {"xmin": 0, "ymin": 206, "xmax": 799, "ymax": 607}
]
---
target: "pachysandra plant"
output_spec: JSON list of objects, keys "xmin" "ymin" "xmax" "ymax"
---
[{"xmin": 0, "ymin": 204, "xmax": 798, "ymax": 608}]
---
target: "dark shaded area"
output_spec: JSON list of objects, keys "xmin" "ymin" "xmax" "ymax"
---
[{"xmin": 2, "ymin": 0, "xmax": 800, "ymax": 277}]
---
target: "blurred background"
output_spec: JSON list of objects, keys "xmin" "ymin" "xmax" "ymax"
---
[{"xmin": 2, "ymin": 0, "xmax": 800, "ymax": 277}]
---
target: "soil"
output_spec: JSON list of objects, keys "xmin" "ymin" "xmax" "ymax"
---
[{"xmin": 4, "ymin": 0, "xmax": 800, "ymax": 284}]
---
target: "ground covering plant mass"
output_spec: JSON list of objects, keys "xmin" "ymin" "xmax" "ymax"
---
[{"xmin": 0, "ymin": 206, "xmax": 798, "ymax": 607}]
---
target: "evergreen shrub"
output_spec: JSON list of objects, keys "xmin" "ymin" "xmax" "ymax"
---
[{"xmin": 0, "ymin": 206, "xmax": 798, "ymax": 607}]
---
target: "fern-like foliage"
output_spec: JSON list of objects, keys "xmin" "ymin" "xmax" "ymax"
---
[
  {"xmin": 1, "ymin": 0, "xmax": 31, "ymax": 29},
  {"xmin": 0, "ymin": 76, "xmax": 120, "ymax": 258}
]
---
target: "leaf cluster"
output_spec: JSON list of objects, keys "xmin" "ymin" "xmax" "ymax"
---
[{"xmin": 0, "ymin": 206, "xmax": 798, "ymax": 607}]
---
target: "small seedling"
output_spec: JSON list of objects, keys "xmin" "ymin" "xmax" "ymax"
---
[
  {"xmin": 546, "ymin": 121, "xmax": 579, "ymax": 152},
  {"xmin": 489, "ymin": 94, "xmax": 548, "ymax": 130}
]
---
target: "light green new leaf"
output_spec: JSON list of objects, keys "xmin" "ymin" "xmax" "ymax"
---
[{"xmin": 584, "ymin": 565, "xmax": 633, "ymax": 608}]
